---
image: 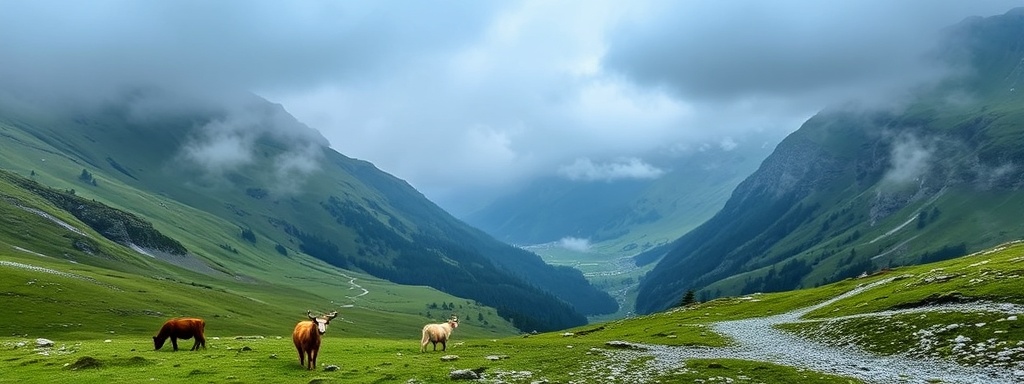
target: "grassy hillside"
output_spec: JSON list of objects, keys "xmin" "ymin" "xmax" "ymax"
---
[
  {"xmin": 0, "ymin": 88, "xmax": 616, "ymax": 330},
  {"xmin": 0, "ymin": 166, "xmax": 520, "ymax": 341}
]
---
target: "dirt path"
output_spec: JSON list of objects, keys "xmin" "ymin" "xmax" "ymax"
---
[{"xmin": 588, "ymin": 278, "xmax": 1024, "ymax": 383}]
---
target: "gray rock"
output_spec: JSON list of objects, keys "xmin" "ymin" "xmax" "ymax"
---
[
  {"xmin": 449, "ymin": 369, "xmax": 479, "ymax": 380},
  {"xmin": 323, "ymin": 365, "xmax": 339, "ymax": 371},
  {"xmin": 440, "ymin": 355, "xmax": 459, "ymax": 361},
  {"xmin": 36, "ymin": 338, "xmax": 54, "ymax": 348}
]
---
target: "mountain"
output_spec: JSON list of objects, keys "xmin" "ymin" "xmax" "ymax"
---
[
  {"xmin": 464, "ymin": 132, "xmax": 782, "ymax": 252},
  {"xmin": 0, "ymin": 88, "xmax": 616, "ymax": 331},
  {"xmin": 636, "ymin": 8, "xmax": 1024, "ymax": 314}
]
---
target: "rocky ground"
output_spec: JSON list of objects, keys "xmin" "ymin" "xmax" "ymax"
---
[{"xmin": 575, "ymin": 278, "xmax": 1024, "ymax": 384}]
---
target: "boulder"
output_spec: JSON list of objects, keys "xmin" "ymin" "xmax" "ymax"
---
[{"xmin": 449, "ymin": 369, "xmax": 479, "ymax": 380}]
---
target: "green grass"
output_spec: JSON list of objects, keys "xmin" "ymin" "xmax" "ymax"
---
[
  {"xmin": 771, "ymin": 241, "xmax": 1024, "ymax": 368},
  {"xmin": 13, "ymin": 219, "xmax": 1015, "ymax": 383},
  {"xmin": 0, "ymin": 334, "xmax": 867, "ymax": 384},
  {"xmin": 803, "ymin": 240, "xmax": 1024, "ymax": 319}
]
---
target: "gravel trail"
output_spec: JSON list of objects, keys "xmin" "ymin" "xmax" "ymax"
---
[{"xmin": 591, "ymin": 278, "xmax": 1024, "ymax": 383}]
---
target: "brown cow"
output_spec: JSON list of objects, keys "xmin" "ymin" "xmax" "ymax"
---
[
  {"xmin": 153, "ymin": 317, "xmax": 206, "ymax": 351},
  {"xmin": 292, "ymin": 310, "xmax": 338, "ymax": 370}
]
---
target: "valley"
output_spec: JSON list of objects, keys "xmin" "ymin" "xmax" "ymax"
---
[{"xmin": 4, "ymin": 4, "xmax": 1024, "ymax": 383}]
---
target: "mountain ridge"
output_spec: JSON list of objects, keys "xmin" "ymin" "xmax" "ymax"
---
[
  {"xmin": 0, "ymin": 88, "xmax": 616, "ymax": 331},
  {"xmin": 637, "ymin": 7, "xmax": 1024, "ymax": 314}
]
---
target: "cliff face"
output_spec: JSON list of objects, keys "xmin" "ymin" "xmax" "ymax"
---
[{"xmin": 636, "ymin": 8, "xmax": 1024, "ymax": 314}]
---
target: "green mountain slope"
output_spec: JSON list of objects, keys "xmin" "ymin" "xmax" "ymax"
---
[
  {"xmin": 0, "ymin": 88, "xmax": 615, "ymax": 331},
  {"xmin": 637, "ymin": 8, "xmax": 1024, "ymax": 314},
  {"xmin": 0, "ymin": 168, "xmax": 520, "ymax": 340}
]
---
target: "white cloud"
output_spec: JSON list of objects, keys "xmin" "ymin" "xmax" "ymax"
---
[
  {"xmin": 558, "ymin": 237, "xmax": 591, "ymax": 252},
  {"xmin": 719, "ymin": 137, "xmax": 738, "ymax": 151},
  {"xmin": 559, "ymin": 157, "xmax": 666, "ymax": 182},
  {"xmin": 882, "ymin": 135, "xmax": 932, "ymax": 185}
]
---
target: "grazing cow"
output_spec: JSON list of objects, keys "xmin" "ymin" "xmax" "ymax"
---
[
  {"xmin": 292, "ymin": 310, "xmax": 338, "ymax": 370},
  {"xmin": 153, "ymin": 317, "xmax": 206, "ymax": 351},
  {"xmin": 420, "ymin": 315, "xmax": 459, "ymax": 352}
]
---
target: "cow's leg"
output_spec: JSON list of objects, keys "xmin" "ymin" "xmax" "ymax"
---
[{"xmin": 171, "ymin": 337, "xmax": 179, "ymax": 351}]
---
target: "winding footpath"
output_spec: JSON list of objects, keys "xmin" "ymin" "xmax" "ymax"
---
[{"xmin": 595, "ymin": 278, "xmax": 1024, "ymax": 384}]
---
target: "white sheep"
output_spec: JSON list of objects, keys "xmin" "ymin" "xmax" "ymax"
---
[{"xmin": 420, "ymin": 315, "xmax": 459, "ymax": 352}]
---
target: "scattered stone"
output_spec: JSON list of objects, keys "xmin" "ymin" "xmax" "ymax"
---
[
  {"xmin": 234, "ymin": 336, "xmax": 264, "ymax": 340},
  {"xmin": 707, "ymin": 362, "xmax": 724, "ymax": 368},
  {"xmin": 1008, "ymin": 316, "xmax": 1018, "ymax": 321},
  {"xmin": 36, "ymin": 338, "xmax": 54, "ymax": 348},
  {"xmin": 323, "ymin": 365, "xmax": 339, "ymax": 371},
  {"xmin": 104, "ymin": 340, "xmax": 112, "ymax": 343},
  {"xmin": 14, "ymin": 342, "xmax": 26, "ymax": 349},
  {"xmin": 440, "ymin": 355, "xmax": 459, "ymax": 361},
  {"xmin": 240, "ymin": 346, "xmax": 252, "ymax": 351},
  {"xmin": 485, "ymin": 355, "xmax": 509, "ymax": 361},
  {"xmin": 269, "ymin": 354, "xmax": 278, "ymax": 359},
  {"xmin": 450, "ymin": 369, "xmax": 479, "ymax": 380}
]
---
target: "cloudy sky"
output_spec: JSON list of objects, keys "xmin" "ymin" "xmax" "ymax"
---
[{"xmin": 1, "ymin": 0, "xmax": 1020, "ymax": 214}]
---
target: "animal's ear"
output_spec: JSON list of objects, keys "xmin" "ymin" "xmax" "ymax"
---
[
  {"xmin": 307, "ymin": 310, "xmax": 316, "ymax": 320},
  {"xmin": 152, "ymin": 336, "xmax": 157, "ymax": 341}
]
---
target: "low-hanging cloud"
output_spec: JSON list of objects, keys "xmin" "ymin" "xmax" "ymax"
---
[
  {"xmin": 603, "ymin": 1, "xmax": 1020, "ymax": 109},
  {"xmin": 559, "ymin": 157, "xmax": 666, "ymax": 182},
  {"xmin": 557, "ymin": 237, "xmax": 592, "ymax": 252},
  {"xmin": 1, "ymin": 1, "xmax": 1020, "ymax": 214},
  {"xmin": 178, "ymin": 97, "xmax": 327, "ymax": 194},
  {"xmin": 882, "ymin": 134, "xmax": 933, "ymax": 186}
]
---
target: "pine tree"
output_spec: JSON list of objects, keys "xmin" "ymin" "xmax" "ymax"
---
[{"xmin": 679, "ymin": 289, "xmax": 696, "ymax": 307}]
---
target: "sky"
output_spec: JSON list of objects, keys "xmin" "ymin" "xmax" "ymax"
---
[{"xmin": 1, "ymin": 0, "xmax": 1021, "ymax": 215}]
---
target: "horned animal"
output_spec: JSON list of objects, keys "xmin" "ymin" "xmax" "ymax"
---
[
  {"xmin": 292, "ymin": 310, "xmax": 338, "ymax": 370},
  {"xmin": 420, "ymin": 315, "xmax": 459, "ymax": 352},
  {"xmin": 153, "ymin": 317, "xmax": 206, "ymax": 351}
]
